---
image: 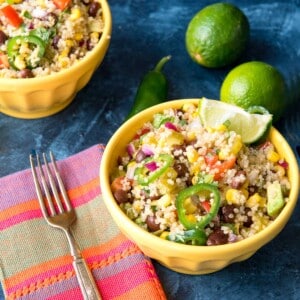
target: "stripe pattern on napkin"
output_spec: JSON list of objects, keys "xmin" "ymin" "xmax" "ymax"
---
[{"xmin": 0, "ymin": 145, "xmax": 166, "ymax": 300}]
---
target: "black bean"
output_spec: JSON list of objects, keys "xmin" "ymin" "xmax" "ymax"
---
[
  {"xmin": 42, "ymin": 12, "xmax": 58, "ymax": 27},
  {"xmin": 173, "ymin": 162, "xmax": 188, "ymax": 177},
  {"xmin": 243, "ymin": 207, "xmax": 253, "ymax": 227},
  {"xmin": 113, "ymin": 189, "xmax": 128, "ymax": 204},
  {"xmin": 19, "ymin": 69, "xmax": 34, "ymax": 78},
  {"xmin": 86, "ymin": 38, "xmax": 93, "ymax": 51},
  {"xmin": 0, "ymin": 30, "xmax": 7, "ymax": 45},
  {"xmin": 52, "ymin": 35, "xmax": 60, "ymax": 49},
  {"xmin": 88, "ymin": 1, "xmax": 100, "ymax": 17},
  {"xmin": 146, "ymin": 215, "xmax": 160, "ymax": 232},
  {"xmin": 206, "ymin": 229, "xmax": 228, "ymax": 246},
  {"xmin": 230, "ymin": 171, "xmax": 247, "ymax": 189},
  {"xmin": 220, "ymin": 204, "xmax": 236, "ymax": 223}
]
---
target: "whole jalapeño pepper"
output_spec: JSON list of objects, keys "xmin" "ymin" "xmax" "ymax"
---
[
  {"xmin": 125, "ymin": 55, "xmax": 171, "ymax": 120},
  {"xmin": 176, "ymin": 183, "xmax": 221, "ymax": 230}
]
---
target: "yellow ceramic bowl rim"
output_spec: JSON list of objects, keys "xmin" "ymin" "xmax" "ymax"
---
[
  {"xmin": 0, "ymin": 0, "xmax": 112, "ymax": 89},
  {"xmin": 100, "ymin": 99, "xmax": 299, "ymax": 258}
]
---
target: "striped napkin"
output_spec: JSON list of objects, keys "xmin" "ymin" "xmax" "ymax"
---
[{"xmin": 0, "ymin": 145, "xmax": 166, "ymax": 300}]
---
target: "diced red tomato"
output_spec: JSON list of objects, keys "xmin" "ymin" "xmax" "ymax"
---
[
  {"xmin": 111, "ymin": 176, "xmax": 125, "ymax": 193},
  {"xmin": 53, "ymin": 0, "xmax": 71, "ymax": 10},
  {"xmin": 133, "ymin": 127, "xmax": 151, "ymax": 140},
  {"xmin": 0, "ymin": 5, "xmax": 23, "ymax": 28},
  {"xmin": 0, "ymin": 52, "xmax": 9, "ymax": 69},
  {"xmin": 212, "ymin": 157, "xmax": 236, "ymax": 180},
  {"xmin": 204, "ymin": 152, "xmax": 218, "ymax": 167},
  {"xmin": 201, "ymin": 200, "xmax": 211, "ymax": 213}
]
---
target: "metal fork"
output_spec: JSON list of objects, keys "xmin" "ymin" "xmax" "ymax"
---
[{"xmin": 30, "ymin": 151, "xmax": 101, "ymax": 300}]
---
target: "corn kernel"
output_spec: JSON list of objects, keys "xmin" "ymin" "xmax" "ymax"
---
[
  {"xmin": 218, "ymin": 149, "xmax": 229, "ymax": 161},
  {"xmin": 58, "ymin": 56, "xmax": 69, "ymax": 68},
  {"xmin": 74, "ymin": 33, "xmax": 84, "ymax": 41},
  {"xmin": 186, "ymin": 214, "xmax": 197, "ymax": 223},
  {"xmin": 182, "ymin": 103, "xmax": 195, "ymax": 112},
  {"xmin": 267, "ymin": 150, "xmax": 280, "ymax": 163},
  {"xmin": 60, "ymin": 48, "xmax": 70, "ymax": 57},
  {"xmin": 90, "ymin": 32, "xmax": 100, "ymax": 41},
  {"xmin": 206, "ymin": 127, "xmax": 214, "ymax": 133},
  {"xmin": 37, "ymin": 0, "xmax": 45, "ymax": 7},
  {"xmin": 159, "ymin": 194, "xmax": 172, "ymax": 207},
  {"xmin": 216, "ymin": 124, "xmax": 227, "ymax": 132},
  {"xmin": 231, "ymin": 136, "xmax": 243, "ymax": 155},
  {"xmin": 252, "ymin": 214, "xmax": 269, "ymax": 231},
  {"xmin": 186, "ymin": 131, "xmax": 196, "ymax": 142},
  {"xmin": 186, "ymin": 148, "xmax": 198, "ymax": 163},
  {"xmin": 274, "ymin": 165, "xmax": 285, "ymax": 177},
  {"xmin": 246, "ymin": 193, "xmax": 266, "ymax": 208},
  {"xmin": 240, "ymin": 188, "xmax": 249, "ymax": 199},
  {"xmin": 70, "ymin": 8, "xmax": 81, "ymax": 20},
  {"xmin": 66, "ymin": 39, "xmax": 74, "ymax": 47},
  {"xmin": 225, "ymin": 188, "xmax": 246, "ymax": 205},
  {"xmin": 184, "ymin": 197, "xmax": 197, "ymax": 214},
  {"xmin": 14, "ymin": 55, "xmax": 26, "ymax": 70},
  {"xmin": 160, "ymin": 231, "xmax": 170, "ymax": 239}
]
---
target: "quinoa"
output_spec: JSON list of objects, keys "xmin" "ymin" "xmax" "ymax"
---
[
  {"xmin": 110, "ymin": 103, "xmax": 291, "ymax": 246},
  {"xmin": 0, "ymin": 0, "xmax": 105, "ymax": 78}
]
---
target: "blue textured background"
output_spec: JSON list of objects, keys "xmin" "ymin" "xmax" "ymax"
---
[{"xmin": 1, "ymin": 1, "xmax": 300, "ymax": 299}]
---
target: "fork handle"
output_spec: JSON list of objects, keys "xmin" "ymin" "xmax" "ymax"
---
[{"xmin": 73, "ymin": 257, "xmax": 102, "ymax": 300}]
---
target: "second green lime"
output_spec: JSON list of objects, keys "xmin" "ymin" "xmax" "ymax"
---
[{"xmin": 220, "ymin": 61, "xmax": 286, "ymax": 121}]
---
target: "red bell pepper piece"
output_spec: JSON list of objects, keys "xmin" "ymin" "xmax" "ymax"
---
[
  {"xmin": 0, "ymin": 5, "xmax": 23, "ymax": 28},
  {"xmin": 53, "ymin": 0, "xmax": 72, "ymax": 10},
  {"xmin": 201, "ymin": 200, "xmax": 211, "ymax": 213}
]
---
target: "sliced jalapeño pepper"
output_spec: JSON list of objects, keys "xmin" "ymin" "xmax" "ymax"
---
[
  {"xmin": 135, "ymin": 154, "xmax": 173, "ymax": 185},
  {"xmin": 168, "ymin": 228, "xmax": 207, "ymax": 245},
  {"xmin": 175, "ymin": 183, "xmax": 221, "ymax": 230},
  {"xmin": 7, "ymin": 35, "xmax": 46, "ymax": 70}
]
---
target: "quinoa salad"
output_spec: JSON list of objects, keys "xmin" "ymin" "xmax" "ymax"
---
[
  {"xmin": 0, "ymin": 0, "xmax": 104, "ymax": 78},
  {"xmin": 110, "ymin": 102, "xmax": 291, "ymax": 246}
]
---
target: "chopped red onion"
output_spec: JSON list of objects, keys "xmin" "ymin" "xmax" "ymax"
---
[
  {"xmin": 141, "ymin": 144, "xmax": 154, "ymax": 156},
  {"xmin": 126, "ymin": 143, "xmax": 135, "ymax": 157},
  {"xmin": 165, "ymin": 121, "xmax": 178, "ymax": 131},
  {"xmin": 278, "ymin": 160, "xmax": 289, "ymax": 169},
  {"xmin": 228, "ymin": 233, "xmax": 238, "ymax": 243},
  {"xmin": 145, "ymin": 161, "xmax": 158, "ymax": 172}
]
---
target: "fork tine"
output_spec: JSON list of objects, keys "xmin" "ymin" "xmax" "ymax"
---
[
  {"xmin": 49, "ymin": 151, "xmax": 72, "ymax": 211},
  {"xmin": 30, "ymin": 154, "xmax": 56, "ymax": 217},
  {"xmin": 42, "ymin": 152, "xmax": 65, "ymax": 214}
]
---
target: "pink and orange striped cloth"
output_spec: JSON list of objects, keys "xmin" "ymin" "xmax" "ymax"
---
[{"xmin": 0, "ymin": 145, "xmax": 166, "ymax": 300}]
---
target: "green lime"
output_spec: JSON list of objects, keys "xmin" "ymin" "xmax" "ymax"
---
[
  {"xmin": 220, "ymin": 61, "xmax": 286, "ymax": 121},
  {"xmin": 199, "ymin": 98, "xmax": 272, "ymax": 144},
  {"xmin": 185, "ymin": 3, "xmax": 249, "ymax": 68}
]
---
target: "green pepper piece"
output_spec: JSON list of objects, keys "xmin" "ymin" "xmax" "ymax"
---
[
  {"xmin": 176, "ymin": 183, "xmax": 221, "ymax": 230},
  {"xmin": 7, "ymin": 35, "xmax": 46, "ymax": 70},
  {"xmin": 135, "ymin": 154, "xmax": 173, "ymax": 185},
  {"xmin": 125, "ymin": 55, "xmax": 171, "ymax": 120},
  {"xmin": 168, "ymin": 229, "xmax": 207, "ymax": 245}
]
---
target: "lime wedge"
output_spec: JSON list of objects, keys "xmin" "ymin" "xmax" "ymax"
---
[{"xmin": 199, "ymin": 98, "xmax": 273, "ymax": 144}]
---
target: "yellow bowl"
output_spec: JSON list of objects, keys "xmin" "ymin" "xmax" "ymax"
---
[
  {"xmin": 100, "ymin": 99, "xmax": 299, "ymax": 275},
  {"xmin": 0, "ymin": 0, "xmax": 112, "ymax": 119}
]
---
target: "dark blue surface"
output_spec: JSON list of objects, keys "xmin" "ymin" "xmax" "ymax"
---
[{"xmin": 1, "ymin": 1, "xmax": 300, "ymax": 299}]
